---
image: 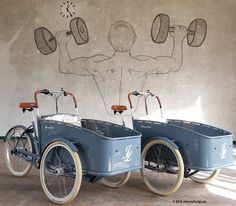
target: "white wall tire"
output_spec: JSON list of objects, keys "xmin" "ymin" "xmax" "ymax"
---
[
  {"xmin": 100, "ymin": 172, "xmax": 131, "ymax": 188},
  {"xmin": 141, "ymin": 139, "xmax": 184, "ymax": 196},
  {"xmin": 40, "ymin": 141, "xmax": 82, "ymax": 204},
  {"xmin": 4, "ymin": 126, "xmax": 33, "ymax": 177},
  {"xmin": 190, "ymin": 169, "xmax": 220, "ymax": 184}
]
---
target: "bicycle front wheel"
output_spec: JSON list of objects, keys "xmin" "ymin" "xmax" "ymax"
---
[
  {"xmin": 141, "ymin": 138, "xmax": 184, "ymax": 196},
  {"xmin": 40, "ymin": 141, "xmax": 82, "ymax": 204}
]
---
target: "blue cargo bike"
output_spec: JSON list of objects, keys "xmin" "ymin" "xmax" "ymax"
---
[
  {"xmin": 103, "ymin": 90, "xmax": 234, "ymax": 196},
  {"xmin": 4, "ymin": 89, "xmax": 233, "ymax": 203},
  {"xmin": 3, "ymin": 89, "xmax": 142, "ymax": 204}
]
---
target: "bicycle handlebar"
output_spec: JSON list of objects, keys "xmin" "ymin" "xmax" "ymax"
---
[
  {"xmin": 34, "ymin": 89, "xmax": 49, "ymax": 108},
  {"xmin": 34, "ymin": 88, "xmax": 78, "ymax": 109},
  {"xmin": 62, "ymin": 90, "xmax": 78, "ymax": 108},
  {"xmin": 128, "ymin": 91, "xmax": 140, "ymax": 109},
  {"xmin": 128, "ymin": 91, "xmax": 151, "ymax": 108},
  {"xmin": 128, "ymin": 90, "xmax": 162, "ymax": 115}
]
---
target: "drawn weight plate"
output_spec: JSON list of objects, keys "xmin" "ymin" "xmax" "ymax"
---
[
  {"xmin": 151, "ymin": 14, "xmax": 170, "ymax": 43},
  {"xmin": 34, "ymin": 27, "xmax": 57, "ymax": 55},
  {"xmin": 70, "ymin": 17, "xmax": 89, "ymax": 45},
  {"xmin": 187, "ymin": 19, "xmax": 207, "ymax": 47}
]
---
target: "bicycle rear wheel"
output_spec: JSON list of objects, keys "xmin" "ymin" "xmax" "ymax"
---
[
  {"xmin": 100, "ymin": 172, "xmax": 131, "ymax": 188},
  {"xmin": 190, "ymin": 170, "xmax": 220, "ymax": 183},
  {"xmin": 4, "ymin": 125, "xmax": 33, "ymax": 177}
]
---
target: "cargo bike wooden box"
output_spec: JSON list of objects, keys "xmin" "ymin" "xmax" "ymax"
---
[{"xmin": 4, "ymin": 89, "xmax": 141, "ymax": 204}]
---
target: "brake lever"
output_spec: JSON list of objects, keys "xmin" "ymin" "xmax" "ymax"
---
[
  {"xmin": 61, "ymin": 88, "xmax": 67, "ymax": 96},
  {"xmin": 132, "ymin": 91, "xmax": 140, "ymax": 96},
  {"xmin": 146, "ymin": 90, "xmax": 154, "ymax": 97},
  {"xmin": 40, "ymin": 89, "xmax": 49, "ymax": 94}
]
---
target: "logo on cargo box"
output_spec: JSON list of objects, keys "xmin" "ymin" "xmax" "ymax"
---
[
  {"xmin": 220, "ymin": 143, "xmax": 227, "ymax": 159},
  {"xmin": 123, "ymin": 145, "xmax": 133, "ymax": 162},
  {"xmin": 45, "ymin": 125, "xmax": 55, "ymax": 130}
]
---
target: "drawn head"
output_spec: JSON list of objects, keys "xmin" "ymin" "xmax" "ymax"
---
[{"xmin": 108, "ymin": 21, "xmax": 137, "ymax": 52}]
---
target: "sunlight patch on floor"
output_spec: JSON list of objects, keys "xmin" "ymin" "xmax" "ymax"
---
[
  {"xmin": 206, "ymin": 180, "xmax": 236, "ymax": 201},
  {"xmin": 226, "ymin": 162, "xmax": 236, "ymax": 171}
]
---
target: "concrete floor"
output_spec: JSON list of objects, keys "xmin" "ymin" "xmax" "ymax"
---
[{"xmin": 0, "ymin": 142, "xmax": 235, "ymax": 206}]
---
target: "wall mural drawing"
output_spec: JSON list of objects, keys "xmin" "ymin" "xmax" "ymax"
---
[{"xmin": 34, "ymin": 13, "xmax": 207, "ymax": 115}]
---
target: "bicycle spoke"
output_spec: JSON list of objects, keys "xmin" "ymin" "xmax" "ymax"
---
[
  {"xmin": 4, "ymin": 126, "xmax": 33, "ymax": 177},
  {"xmin": 142, "ymin": 140, "xmax": 184, "ymax": 195},
  {"xmin": 41, "ymin": 144, "xmax": 81, "ymax": 202}
]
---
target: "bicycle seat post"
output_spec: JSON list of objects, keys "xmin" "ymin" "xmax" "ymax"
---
[
  {"xmin": 34, "ymin": 108, "xmax": 40, "ymax": 138},
  {"xmin": 121, "ymin": 112, "xmax": 125, "ymax": 126},
  {"xmin": 111, "ymin": 105, "xmax": 127, "ymax": 126},
  {"xmin": 19, "ymin": 102, "xmax": 39, "ymax": 137}
]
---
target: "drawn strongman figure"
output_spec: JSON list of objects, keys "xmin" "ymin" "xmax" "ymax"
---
[{"xmin": 54, "ymin": 21, "xmax": 187, "ymax": 114}]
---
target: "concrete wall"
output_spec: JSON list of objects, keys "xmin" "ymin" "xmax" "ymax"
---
[{"xmin": 0, "ymin": 0, "xmax": 236, "ymax": 140}]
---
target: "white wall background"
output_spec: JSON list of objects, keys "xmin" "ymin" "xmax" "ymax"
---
[{"xmin": 0, "ymin": 0, "xmax": 236, "ymax": 140}]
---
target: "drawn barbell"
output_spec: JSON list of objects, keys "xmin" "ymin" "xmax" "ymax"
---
[
  {"xmin": 151, "ymin": 14, "xmax": 207, "ymax": 47},
  {"xmin": 34, "ymin": 17, "xmax": 89, "ymax": 55}
]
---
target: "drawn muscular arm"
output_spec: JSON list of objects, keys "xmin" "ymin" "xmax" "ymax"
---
[
  {"xmin": 133, "ymin": 25, "xmax": 187, "ymax": 75},
  {"xmin": 54, "ymin": 30, "xmax": 111, "ymax": 76}
]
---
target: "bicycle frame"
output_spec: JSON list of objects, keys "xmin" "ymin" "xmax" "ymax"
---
[{"xmin": 11, "ymin": 88, "xmax": 79, "ymax": 168}]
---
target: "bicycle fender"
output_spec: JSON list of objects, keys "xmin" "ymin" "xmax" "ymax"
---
[
  {"xmin": 149, "ymin": 136, "xmax": 179, "ymax": 150},
  {"xmin": 47, "ymin": 138, "xmax": 79, "ymax": 152},
  {"xmin": 4, "ymin": 125, "xmax": 28, "ymax": 142}
]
